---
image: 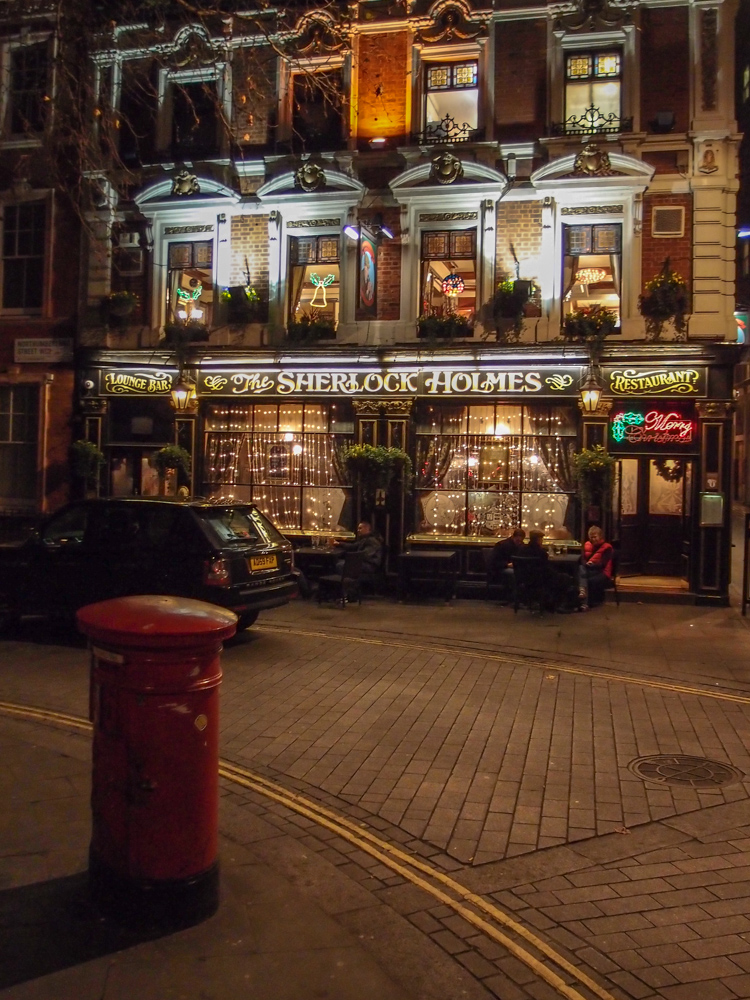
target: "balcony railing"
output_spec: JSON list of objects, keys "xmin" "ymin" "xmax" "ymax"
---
[
  {"xmin": 550, "ymin": 105, "xmax": 633, "ymax": 137},
  {"xmin": 413, "ymin": 115, "xmax": 484, "ymax": 145}
]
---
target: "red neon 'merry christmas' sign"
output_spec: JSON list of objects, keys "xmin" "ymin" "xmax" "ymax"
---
[{"xmin": 611, "ymin": 410, "xmax": 694, "ymax": 445}]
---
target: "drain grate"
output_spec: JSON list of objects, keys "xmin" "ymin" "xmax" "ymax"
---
[{"xmin": 628, "ymin": 754, "xmax": 745, "ymax": 789}]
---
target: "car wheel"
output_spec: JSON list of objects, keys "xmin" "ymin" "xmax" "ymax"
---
[{"xmin": 236, "ymin": 611, "xmax": 259, "ymax": 631}]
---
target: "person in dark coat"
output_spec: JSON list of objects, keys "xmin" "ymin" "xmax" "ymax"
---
[{"xmin": 333, "ymin": 521, "xmax": 383, "ymax": 577}]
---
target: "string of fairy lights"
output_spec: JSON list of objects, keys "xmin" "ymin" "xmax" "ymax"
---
[{"xmin": 203, "ymin": 401, "xmax": 576, "ymax": 536}]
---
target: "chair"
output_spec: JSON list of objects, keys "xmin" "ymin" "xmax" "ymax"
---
[
  {"xmin": 512, "ymin": 556, "xmax": 554, "ymax": 615},
  {"xmin": 483, "ymin": 547, "xmax": 513, "ymax": 603},
  {"xmin": 317, "ymin": 551, "xmax": 365, "ymax": 608}
]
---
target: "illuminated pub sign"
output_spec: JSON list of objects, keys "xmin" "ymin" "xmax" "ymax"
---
[
  {"xmin": 604, "ymin": 366, "xmax": 707, "ymax": 397},
  {"xmin": 609, "ymin": 404, "xmax": 697, "ymax": 451},
  {"xmin": 196, "ymin": 365, "xmax": 584, "ymax": 398}
]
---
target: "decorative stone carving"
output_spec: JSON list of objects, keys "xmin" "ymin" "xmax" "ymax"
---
[
  {"xmin": 572, "ymin": 143, "xmax": 614, "ymax": 177},
  {"xmin": 293, "ymin": 13, "xmax": 347, "ymax": 55},
  {"xmin": 294, "ymin": 162, "xmax": 326, "ymax": 192},
  {"xmin": 553, "ymin": 0, "xmax": 632, "ymax": 33},
  {"xmin": 171, "ymin": 169, "xmax": 201, "ymax": 196},
  {"xmin": 172, "ymin": 30, "xmax": 216, "ymax": 68},
  {"xmin": 561, "ymin": 205, "xmax": 623, "ymax": 215},
  {"xmin": 353, "ymin": 400, "xmax": 382, "ymax": 414},
  {"xmin": 430, "ymin": 152, "xmax": 464, "ymax": 185},
  {"xmin": 416, "ymin": 4, "xmax": 487, "ymax": 44},
  {"xmin": 419, "ymin": 211, "xmax": 477, "ymax": 221},
  {"xmin": 697, "ymin": 401, "xmax": 733, "ymax": 419},
  {"xmin": 382, "ymin": 399, "xmax": 415, "ymax": 415}
]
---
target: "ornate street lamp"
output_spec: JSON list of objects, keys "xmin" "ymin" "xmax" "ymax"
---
[{"xmin": 170, "ymin": 376, "xmax": 197, "ymax": 412}]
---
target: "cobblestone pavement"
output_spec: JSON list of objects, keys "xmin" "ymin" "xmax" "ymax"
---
[{"xmin": 3, "ymin": 596, "xmax": 750, "ymax": 998}]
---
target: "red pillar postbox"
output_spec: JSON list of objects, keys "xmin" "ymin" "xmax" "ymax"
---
[{"xmin": 76, "ymin": 595, "xmax": 237, "ymax": 928}]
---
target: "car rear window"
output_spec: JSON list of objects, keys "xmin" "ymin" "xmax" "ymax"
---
[{"xmin": 195, "ymin": 507, "xmax": 284, "ymax": 546}]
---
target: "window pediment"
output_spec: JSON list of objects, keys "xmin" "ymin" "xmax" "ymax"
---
[{"xmin": 531, "ymin": 146, "xmax": 653, "ymax": 190}]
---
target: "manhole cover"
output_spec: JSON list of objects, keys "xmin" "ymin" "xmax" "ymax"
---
[{"xmin": 628, "ymin": 755, "xmax": 744, "ymax": 789}]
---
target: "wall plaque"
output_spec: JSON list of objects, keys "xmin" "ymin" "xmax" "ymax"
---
[{"xmin": 164, "ymin": 225, "xmax": 214, "ymax": 235}]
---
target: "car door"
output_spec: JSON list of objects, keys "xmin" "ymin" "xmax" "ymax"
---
[{"xmin": 22, "ymin": 503, "xmax": 96, "ymax": 615}]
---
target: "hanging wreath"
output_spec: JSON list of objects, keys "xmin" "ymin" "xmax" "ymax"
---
[
  {"xmin": 654, "ymin": 458, "xmax": 685, "ymax": 482},
  {"xmin": 441, "ymin": 274, "xmax": 465, "ymax": 297}
]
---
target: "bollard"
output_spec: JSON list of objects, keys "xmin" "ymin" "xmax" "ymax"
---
[{"xmin": 77, "ymin": 595, "xmax": 237, "ymax": 929}]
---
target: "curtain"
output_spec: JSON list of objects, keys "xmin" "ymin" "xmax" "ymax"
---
[
  {"xmin": 609, "ymin": 253, "xmax": 621, "ymax": 299},
  {"xmin": 289, "ymin": 265, "xmax": 306, "ymax": 315},
  {"xmin": 562, "ymin": 254, "xmax": 579, "ymax": 303},
  {"xmin": 537, "ymin": 437, "xmax": 578, "ymax": 535},
  {"xmin": 204, "ymin": 433, "xmax": 244, "ymax": 484},
  {"xmin": 417, "ymin": 436, "xmax": 457, "ymax": 487}
]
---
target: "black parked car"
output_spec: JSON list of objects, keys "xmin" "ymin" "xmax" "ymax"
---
[{"xmin": 0, "ymin": 498, "xmax": 297, "ymax": 632}]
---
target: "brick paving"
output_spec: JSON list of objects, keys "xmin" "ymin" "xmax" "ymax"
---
[{"xmin": 5, "ymin": 596, "xmax": 750, "ymax": 997}]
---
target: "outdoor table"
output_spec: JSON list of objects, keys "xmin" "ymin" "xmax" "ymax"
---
[
  {"xmin": 397, "ymin": 549, "xmax": 459, "ymax": 603},
  {"xmin": 549, "ymin": 552, "xmax": 582, "ymax": 575},
  {"xmin": 293, "ymin": 546, "xmax": 340, "ymax": 580}
]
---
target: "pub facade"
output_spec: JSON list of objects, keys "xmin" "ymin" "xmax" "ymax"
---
[{"xmin": 67, "ymin": 0, "xmax": 738, "ymax": 602}]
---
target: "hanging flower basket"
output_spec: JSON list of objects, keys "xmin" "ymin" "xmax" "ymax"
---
[
  {"xmin": 342, "ymin": 444, "xmax": 413, "ymax": 515},
  {"xmin": 572, "ymin": 445, "xmax": 616, "ymax": 510},
  {"xmin": 639, "ymin": 259, "xmax": 689, "ymax": 341},
  {"xmin": 70, "ymin": 439, "xmax": 105, "ymax": 487},
  {"xmin": 105, "ymin": 290, "xmax": 138, "ymax": 317}
]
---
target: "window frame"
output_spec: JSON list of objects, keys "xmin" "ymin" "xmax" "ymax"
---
[
  {"xmin": 1, "ymin": 198, "xmax": 50, "ymax": 316},
  {"xmin": 550, "ymin": 28, "xmax": 636, "ymax": 137},
  {"xmin": 412, "ymin": 41, "xmax": 486, "ymax": 144},
  {"xmin": 156, "ymin": 63, "xmax": 230, "ymax": 158},
  {"xmin": 278, "ymin": 54, "xmax": 350, "ymax": 152},
  {"xmin": 0, "ymin": 382, "xmax": 41, "ymax": 507},
  {"xmin": 1, "ymin": 34, "xmax": 51, "ymax": 145}
]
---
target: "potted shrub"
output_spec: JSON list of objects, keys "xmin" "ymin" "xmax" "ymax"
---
[
  {"xmin": 70, "ymin": 439, "xmax": 105, "ymax": 497},
  {"xmin": 286, "ymin": 311, "xmax": 337, "ymax": 343},
  {"xmin": 152, "ymin": 445, "xmax": 191, "ymax": 483},
  {"xmin": 416, "ymin": 311, "xmax": 472, "ymax": 341},
  {"xmin": 573, "ymin": 445, "xmax": 616, "ymax": 521},
  {"xmin": 639, "ymin": 259, "xmax": 689, "ymax": 341},
  {"xmin": 162, "ymin": 320, "xmax": 210, "ymax": 345}
]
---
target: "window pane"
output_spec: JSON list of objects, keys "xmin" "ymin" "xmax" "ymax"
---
[
  {"xmin": 453, "ymin": 62, "xmax": 478, "ymax": 88},
  {"xmin": 426, "ymin": 65, "xmax": 451, "ymax": 90},
  {"xmin": 292, "ymin": 69, "xmax": 344, "ymax": 152},
  {"xmin": 567, "ymin": 54, "xmax": 592, "ymax": 79},
  {"xmin": 591, "ymin": 80, "xmax": 621, "ymax": 118},
  {"xmin": 595, "ymin": 53, "xmax": 620, "ymax": 77},
  {"xmin": 10, "ymin": 42, "xmax": 47, "ymax": 133},
  {"xmin": 172, "ymin": 80, "xmax": 218, "ymax": 156},
  {"xmin": 425, "ymin": 88, "xmax": 478, "ymax": 133},
  {"xmin": 2, "ymin": 201, "xmax": 45, "ymax": 311}
]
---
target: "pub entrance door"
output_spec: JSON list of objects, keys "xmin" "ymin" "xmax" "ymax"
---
[{"xmin": 615, "ymin": 457, "xmax": 693, "ymax": 578}]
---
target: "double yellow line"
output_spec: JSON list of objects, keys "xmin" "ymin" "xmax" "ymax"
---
[{"xmin": 0, "ymin": 698, "xmax": 614, "ymax": 1000}]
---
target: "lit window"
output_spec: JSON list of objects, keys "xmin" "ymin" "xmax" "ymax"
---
[
  {"xmin": 562, "ymin": 223, "xmax": 622, "ymax": 327},
  {"xmin": 2, "ymin": 201, "xmax": 45, "ymax": 311},
  {"xmin": 6, "ymin": 42, "xmax": 48, "ymax": 135},
  {"xmin": 419, "ymin": 229, "xmax": 476, "ymax": 332},
  {"xmin": 564, "ymin": 49, "xmax": 622, "ymax": 133},
  {"xmin": 423, "ymin": 61, "xmax": 479, "ymax": 142},
  {"xmin": 288, "ymin": 235, "xmax": 340, "ymax": 332},
  {"xmin": 744, "ymin": 65, "xmax": 750, "ymax": 104},
  {"xmin": 166, "ymin": 241, "xmax": 214, "ymax": 331}
]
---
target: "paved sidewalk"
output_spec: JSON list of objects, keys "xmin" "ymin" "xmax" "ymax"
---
[
  {"xmin": 0, "ymin": 715, "xmax": 490, "ymax": 1000},
  {"xmin": 4, "ymin": 594, "xmax": 750, "ymax": 998}
]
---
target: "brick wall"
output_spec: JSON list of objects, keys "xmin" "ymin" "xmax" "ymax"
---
[
  {"xmin": 641, "ymin": 193, "xmax": 692, "ymax": 293},
  {"xmin": 233, "ymin": 49, "xmax": 276, "ymax": 147},
  {"xmin": 356, "ymin": 32, "xmax": 408, "ymax": 141},
  {"xmin": 496, "ymin": 201, "xmax": 543, "ymax": 283},
  {"xmin": 376, "ymin": 206, "xmax": 401, "ymax": 320},
  {"xmin": 230, "ymin": 215, "xmax": 270, "ymax": 301},
  {"xmin": 494, "ymin": 20, "xmax": 547, "ymax": 143},
  {"xmin": 641, "ymin": 7, "xmax": 690, "ymax": 133}
]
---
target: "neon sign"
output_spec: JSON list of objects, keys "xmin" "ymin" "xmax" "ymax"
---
[
  {"xmin": 611, "ymin": 410, "xmax": 694, "ymax": 445},
  {"xmin": 309, "ymin": 272, "xmax": 335, "ymax": 307}
]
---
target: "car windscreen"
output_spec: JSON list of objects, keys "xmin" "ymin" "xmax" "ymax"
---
[{"xmin": 195, "ymin": 507, "xmax": 284, "ymax": 547}]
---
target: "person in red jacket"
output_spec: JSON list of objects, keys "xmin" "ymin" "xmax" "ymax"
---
[{"xmin": 578, "ymin": 525, "xmax": 614, "ymax": 610}]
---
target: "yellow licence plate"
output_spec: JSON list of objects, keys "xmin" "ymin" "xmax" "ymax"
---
[{"xmin": 249, "ymin": 554, "xmax": 277, "ymax": 572}]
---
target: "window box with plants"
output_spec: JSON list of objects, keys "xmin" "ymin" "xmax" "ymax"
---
[
  {"xmin": 162, "ymin": 320, "xmax": 210, "ymax": 346},
  {"xmin": 417, "ymin": 311, "xmax": 473, "ymax": 341},
  {"xmin": 286, "ymin": 311, "xmax": 337, "ymax": 343},
  {"xmin": 480, "ymin": 279, "xmax": 537, "ymax": 343},
  {"xmin": 561, "ymin": 304, "xmax": 617, "ymax": 355},
  {"xmin": 638, "ymin": 259, "xmax": 689, "ymax": 341}
]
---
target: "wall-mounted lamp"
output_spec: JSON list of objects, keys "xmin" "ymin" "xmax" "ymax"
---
[
  {"xmin": 369, "ymin": 137, "xmax": 387, "ymax": 148},
  {"xmin": 344, "ymin": 224, "xmax": 360, "ymax": 241},
  {"xmin": 170, "ymin": 376, "xmax": 198, "ymax": 412},
  {"xmin": 579, "ymin": 368, "xmax": 603, "ymax": 414}
]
